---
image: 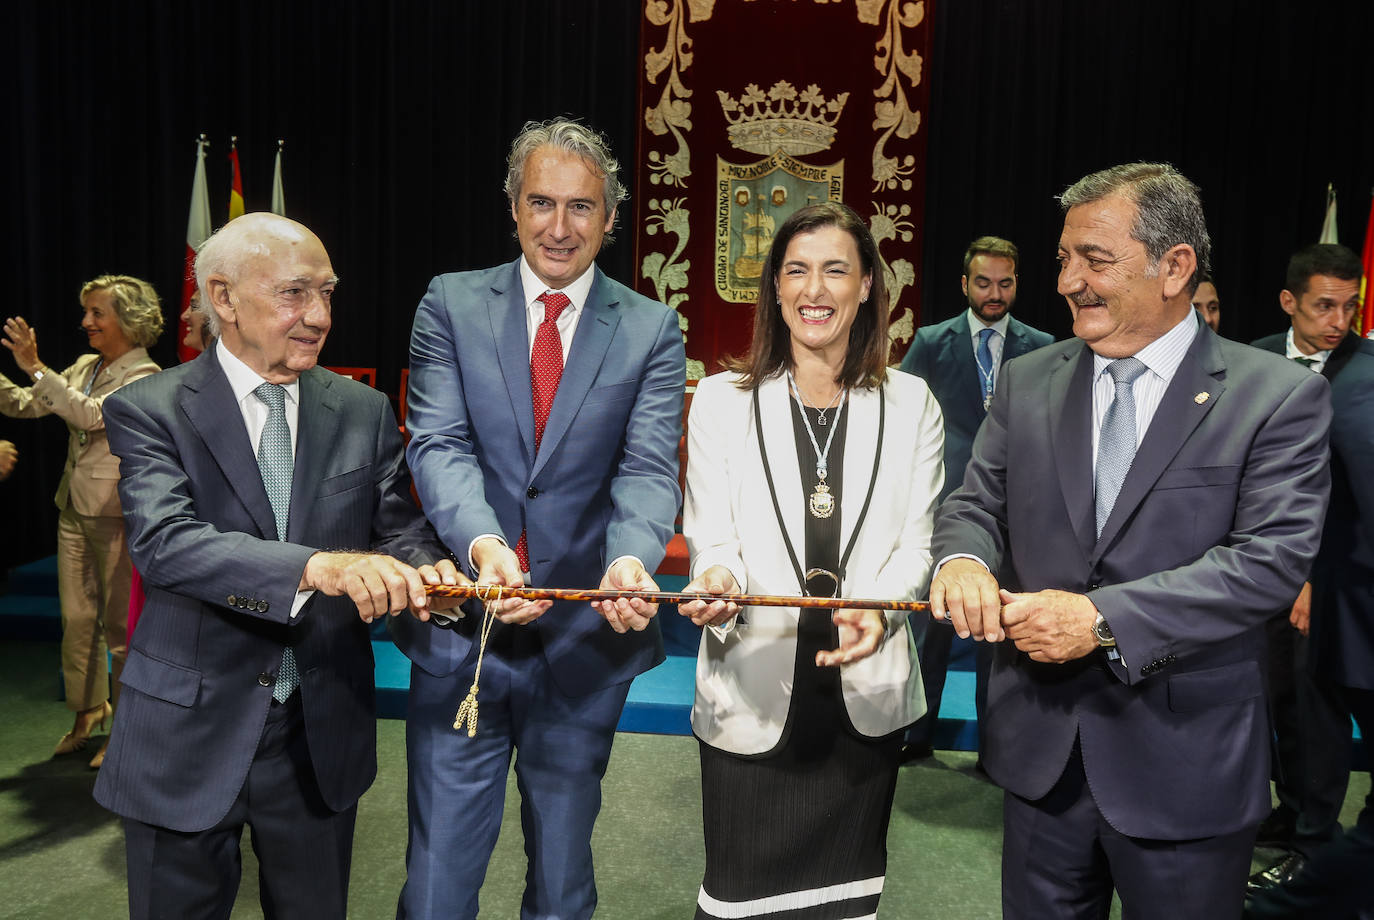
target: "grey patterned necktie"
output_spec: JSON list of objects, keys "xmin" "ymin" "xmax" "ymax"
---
[
  {"xmin": 1094, "ymin": 357, "xmax": 1148, "ymax": 538},
  {"xmin": 253, "ymin": 382, "xmax": 299, "ymax": 702}
]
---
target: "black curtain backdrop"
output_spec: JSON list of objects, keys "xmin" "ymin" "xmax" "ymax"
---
[
  {"xmin": 919, "ymin": 0, "xmax": 1374, "ymax": 340},
  {"xmin": 7, "ymin": 0, "xmax": 1374, "ymax": 569}
]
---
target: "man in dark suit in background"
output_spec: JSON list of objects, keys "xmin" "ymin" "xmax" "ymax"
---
[
  {"xmin": 1245, "ymin": 243, "xmax": 1374, "ymax": 917},
  {"xmin": 930, "ymin": 163, "xmax": 1331, "ymax": 918},
  {"xmin": 898, "ymin": 235, "xmax": 1052, "ymax": 759},
  {"xmin": 95, "ymin": 213, "xmax": 463, "ymax": 919},
  {"xmin": 392, "ymin": 118, "xmax": 685, "ymax": 920}
]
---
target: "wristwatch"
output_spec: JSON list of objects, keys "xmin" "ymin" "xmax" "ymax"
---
[
  {"xmin": 31, "ymin": 367, "xmax": 46, "ymax": 382},
  {"xmin": 1092, "ymin": 613, "xmax": 1116, "ymax": 648}
]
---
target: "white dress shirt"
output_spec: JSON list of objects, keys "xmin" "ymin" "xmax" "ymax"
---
[
  {"xmin": 1090, "ymin": 310, "xmax": 1200, "ymax": 464},
  {"xmin": 966, "ymin": 309, "xmax": 1011, "ymax": 391},
  {"xmin": 1283, "ymin": 328, "xmax": 1331, "ymax": 373},
  {"xmin": 216, "ymin": 339, "xmax": 312, "ymax": 618}
]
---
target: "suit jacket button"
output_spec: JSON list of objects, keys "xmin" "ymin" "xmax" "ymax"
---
[
  {"xmin": 527, "ymin": 486, "xmax": 539, "ymax": 499},
  {"xmin": 227, "ymin": 594, "xmax": 238, "ymax": 606},
  {"xmin": 257, "ymin": 600, "xmax": 269, "ymax": 613},
  {"xmin": 257, "ymin": 673, "xmax": 273, "ymax": 687}
]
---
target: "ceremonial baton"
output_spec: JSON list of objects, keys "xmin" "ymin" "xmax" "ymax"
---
[{"xmin": 424, "ymin": 582, "xmax": 930, "ymax": 613}]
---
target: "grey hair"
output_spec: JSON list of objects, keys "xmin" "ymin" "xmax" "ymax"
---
[
  {"xmin": 79, "ymin": 275, "xmax": 165, "ymax": 348},
  {"xmin": 1059, "ymin": 162, "xmax": 1212, "ymax": 294},
  {"xmin": 504, "ymin": 117, "xmax": 628, "ymax": 243}
]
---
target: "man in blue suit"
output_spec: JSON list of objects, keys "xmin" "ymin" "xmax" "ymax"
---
[
  {"xmin": 1244, "ymin": 244, "xmax": 1374, "ymax": 917},
  {"xmin": 931, "ymin": 164, "xmax": 1331, "ymax": 918},
  {"xmin": 95, "ymin": 213, "xmax": 462, "ymax": 919},
  {"xmin": 897, "ymin": 235, "xmax": 1052, "ymax": 758},
  {"xmin": 393, "ymin": 118, "xmax": 686, "ymax": 919}
]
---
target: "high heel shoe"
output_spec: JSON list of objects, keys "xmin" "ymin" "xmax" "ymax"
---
[
  {"xmin": 88, "ymin": 740, "xmax": 109, "ymax": 769},
  {"xmin": 52, "ymin": 701, "xmax": 112, "ymax": 756}
]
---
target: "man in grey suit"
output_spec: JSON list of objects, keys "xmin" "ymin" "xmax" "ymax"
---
[
  {"xmin": 930, "ymin": 163, "xmax": 1331, "ymax": 918},
  {"xmin": 392, "ymin": 118, "xmax": 685, "ymax": 919},
  {"xmin": 96, "ymin": 213, "xmax": 463, "ymax": 919},
  {"xmin": 898, "ymin": 235, "xmax": 1052, "ymax": 758},
  {"xmin": 1245, "ymin": 243, "xmax": 1374, "ymax": 914}
]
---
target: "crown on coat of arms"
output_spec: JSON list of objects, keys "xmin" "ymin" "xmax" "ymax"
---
[{"xmin": 717, "ymin": 81, "xmax": 849, "ymax": 156}]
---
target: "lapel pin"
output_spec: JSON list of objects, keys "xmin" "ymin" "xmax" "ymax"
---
[{"xmin": 1194, "ymin": 391, "xmax": 1210, "ymax": 404}]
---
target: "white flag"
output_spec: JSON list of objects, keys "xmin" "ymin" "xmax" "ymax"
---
[
  {"xmin": 271, "ymin": 140, "xmax": 286, "ymax": 217},
  {"xmin": 1320, "ymin": 183, "xmax": 1338, "ymax": 244}
]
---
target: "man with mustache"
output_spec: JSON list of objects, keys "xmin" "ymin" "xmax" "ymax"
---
[
  {"xmin": 930, "ymin": 163, "xmax": 1331, "ymax": 917},
  {"xmin": 897, "ymin": 235, "xmax": 1052, "ymax": 760}
]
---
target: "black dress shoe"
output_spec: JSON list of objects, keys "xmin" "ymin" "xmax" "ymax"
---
[
  {"xmin": 1247, "ymin": 852, "xmax": 1307, "ymax": 895},
  {"xmin": 1255, "ymin": 808, "xmax": 1298, "ymax": 849},
  {"xmin": 898, "ymin": 741, "xmax": 934, "ymax": 764}
]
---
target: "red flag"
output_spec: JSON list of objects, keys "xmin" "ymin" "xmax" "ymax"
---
[
  {"xmin": 178, "ymin": 136, "xmax": 212, "ymax": 364},
  {"xmin": 1361, "ymin": 191, "xmax": 1374, "ymax": 339},
  {"xmin": 228, "ymin": 138, "xmax": 245, "ymax": 221}
]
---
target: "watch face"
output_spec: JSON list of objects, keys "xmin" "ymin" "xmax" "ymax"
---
[{"xmin": 1094, "ymin": 617, "xmax": 1114, "ymax": 644}]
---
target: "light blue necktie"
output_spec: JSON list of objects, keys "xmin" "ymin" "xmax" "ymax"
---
[
  {"xmin": 254, "ymin": 382, "xmax": 299, "ymax": 702},
  {"xmin": 975, "ymin": 327, "xmax": 997, "ymax": 408},
  {"xmin": 1094, "ymin": 357, "xmax": 1148, "ymax": 538}
]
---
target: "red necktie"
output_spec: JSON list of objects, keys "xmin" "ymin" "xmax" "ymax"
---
[{"xmin": 516, "ymin": 291, "xmax": 571, "ymax": 571}]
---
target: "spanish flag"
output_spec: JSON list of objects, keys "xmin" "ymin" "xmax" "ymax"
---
[
  {"xmin": 228, "ymin": 138, "xmax": 245, "ymax": 220},
  {"xmin": 1361, "ymin": 191, "xmax": 1373, "ymax": 338}
]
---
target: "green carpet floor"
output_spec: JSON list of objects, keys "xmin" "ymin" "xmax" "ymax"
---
[{"xmin": 0, "ymin": 638, "xmax": 1366, "ymax": 919}]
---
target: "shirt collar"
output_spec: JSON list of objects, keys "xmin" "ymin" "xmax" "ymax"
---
[
  {"xmin": 216, "ymin": 339, "xmax": 300, "ymax": 407},
  {"xmin": 518, "ymin": 257, "xmax": 597, "ymax": 317},
  {"xmin": 966, "ymin": 309, "xmax": 1011, "ymax": 340},
  {"xmin": 1284, "ymin": 328, "xmax": 1331, "ymax": 369},
  {"xmin": 1093, "ymin": 309, "xmax": 1200, "ymax": 382}
]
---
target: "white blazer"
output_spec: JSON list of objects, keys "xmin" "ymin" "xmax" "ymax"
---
[{"xmin": 684, "ymin": 369, "xmax": 946, "ymax": 755}]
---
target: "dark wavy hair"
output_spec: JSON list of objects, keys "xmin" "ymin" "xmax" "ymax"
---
[{"xmin": 726, "ymin": 201, "xmax": 889, "ymax": 390}]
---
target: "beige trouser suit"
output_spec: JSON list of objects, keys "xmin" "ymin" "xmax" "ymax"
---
[{"xmin": 0, "ymin": 348, "xmax": 159, "ymax": 710}]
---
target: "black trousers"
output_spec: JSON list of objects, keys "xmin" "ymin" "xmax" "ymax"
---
[
  {"xmin": 1247, "ymin": 686, "xmax": 1374, "ymax": 920},
  {"xmin": 123, "ymin": 693, "xmax": 357, "ymax": 920}
]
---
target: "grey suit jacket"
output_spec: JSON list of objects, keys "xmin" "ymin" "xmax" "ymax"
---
[
  {"xmin": 94, "ymin": 347, "xmax": 445, "ymax": 832},
  {"xmin": 933, "ymin": 323, "xmax": 1331, "ymax": 839},
  {"xmin": 898, "ymin": 312, "xmax": 1052, "ymax": 500}
]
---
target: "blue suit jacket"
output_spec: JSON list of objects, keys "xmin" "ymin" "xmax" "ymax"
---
[
  {"xmin": 392, "ymin": 260, "xmax": 685, "ymax": 696},
  {"xmin": 94, "ymin": 348, "xmax": 445, "ymax": 832},
  {"xmin": 898, "ymin": 312, "xmax": 1052, "ymax": 500},
  {"xmin": 933, "ymin": 324, "xmax": 1332, "ymax": 840},
  {"xmin": 1254, "ymin": 331, "xmax": 1374, "ymax": 691}
]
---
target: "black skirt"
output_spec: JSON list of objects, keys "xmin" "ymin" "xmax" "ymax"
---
[{"xmin": 695, "ymin": 608, "xmax": 903, "ymax": 920}]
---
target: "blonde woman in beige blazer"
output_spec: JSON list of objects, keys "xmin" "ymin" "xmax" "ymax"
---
[
  {"xmin": 678, "ymin": 203, "xmax": 944, "ymax": 920},
  {"xmin": 1, "ymin": 275, "xmax": 162, "ymax": 767}
]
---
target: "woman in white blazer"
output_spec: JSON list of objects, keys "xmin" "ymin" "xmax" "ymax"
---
[
  {"xmin": 679, "ymin": 202, "xmax": 945, "ymax": 920},
  {"xmin": 1, "ymin": 275, "xmax": 163, "ymax": 767}
]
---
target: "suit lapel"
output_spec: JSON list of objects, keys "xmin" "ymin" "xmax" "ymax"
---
[
  {"xmin": 839, "ymin": 382, "xmax": 879, "ymax": 583},
  {"xmin": 758, "ymin": 374, "xmax": 806, "ymax": 588},
  {"xmin": 937, "ymin": 321, "xmax": 984, "ymax": 420},
  {"xmin": 533, "ymin": 270, "xmax": 620, "ymax": 480},
  {"xmin": 1003, "ymin": 319, "xmax": 1035, "ymax": 361},
  {"xmin": 1092, "ymin": 332, "xmax": 1225, "ymax": 558},
  {"xmin": 1050, "ymin": 345, "xmax": 1097, "ymax": 561},
  {"xmin": 1323, "ymin": 333, "xmax": 1359, "ymax": 381},
  {"xmin": 489, "ymin": 264, "xmax": 537, "ymax": 467},
  {"xmin": 180, "ymin": 348, "xmax": 279, "ymax": 541},
  {"xmin": 288, "ymin": 367, "xmax": 341, "ymax": 543}
]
